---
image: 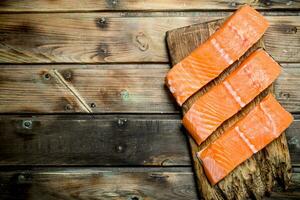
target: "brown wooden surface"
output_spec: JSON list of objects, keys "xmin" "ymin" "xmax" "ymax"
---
[
  {"xmin": 0, "ymin": 167, "xmax": 299, "ymax": 200},
  {"xmin": 0, "ymin": 64, "xmax": 299, "ymax": 113},
  {"xmin": 0, "ymin": 115, "xmax": 299, "ymax": 167},
  {"xmin": 0, "ymin": 14, "xmax": 299, "ymax": 63},
  {"xmin": 0, "ymin": 0, "xmax": 299, "ymax": 12},
  {"xmin": 167, "ymin": 19, "xmax": 292, "ymax": 199},
  {"xmin": 0, "ymin": 115, "xmax": 189, "ymax": 166},
  {"xmin": 0, "ymin": 1, "xmax": 299, "ymax": 200}
]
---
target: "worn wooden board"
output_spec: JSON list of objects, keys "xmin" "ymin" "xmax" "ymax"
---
[
  {"xmin": 0, "ymin": 114, "xmax": 299, "ymax": 167},
  {"xmin": 0, "ymin": 115, "xmax": 190, "ymax": 166},
  {"xmin": 167, "ymin": 19, "xmax": 292, "ymax": 199},
  {"xmin": 0, "ymin": 64, "xmax": 299, "ymax": 113},
  {"xmin": 0, "ymin": 0, "xmax": 298, "ymax": 12},
  {"xmin": 0, "ymin": 167, "xmax": 198, "ymax": 200},
  {"xmin": 0, "ymin": 14, "xmax": 299, "ymax": 63},
  {"xmin": 0, "ymin": 167, "xmax": 299, "ymax": 200}
]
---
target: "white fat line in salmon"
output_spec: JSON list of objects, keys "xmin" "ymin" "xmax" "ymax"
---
[
  {"xmin": 210, "ymin": 38, "xmax": 234, "ymax": 65},
  {"xmin": 223, "ymin": 81, "xmax": 246, "ymax": 107},
  {"xmin": 259, "ymin": 103, "xmax": 277, "ymax": 137},
  {"xmin": 235, "ymin": 126, "xmax": 258, "ymax": 153}
]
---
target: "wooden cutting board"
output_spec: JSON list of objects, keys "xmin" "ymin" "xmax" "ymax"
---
[{"xmin": 166, "ymin": 19, "xmax": 292, "ymax": 200}]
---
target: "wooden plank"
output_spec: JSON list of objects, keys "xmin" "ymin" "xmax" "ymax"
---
[
  {"xmin": 0, "ymin": 64, "xmax": 299, "ymax": 113},
  {"xmin": 0, "ymin": 14, "xmax": 299, "ymax": 63},
  {"xmin": 0, "ymin": 167, "xmax": 198, "ymax": 200},
  {"xmin": 166, "ymin": 19, "xmax": 292, "ymax": 200},
  {"xmin": 0, "ymin": 0, "xmax": 299, "ymax": 12},
  {"xmin": 0, "ymin": 115, "xmax": 190, "ymax": 166},
  {"xmin": 0, "ymin": 167, "xmax": 299, "ymax": 200},
  {"xmin": 275, "ymin": 64, "xmax": 300, "ymax": 113},
  {"xmin": 0, "ymin": 115, "xmax": 299, "ymax": 166}
]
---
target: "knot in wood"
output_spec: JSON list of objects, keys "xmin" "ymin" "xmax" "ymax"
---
[
  {"xmin": 230, "ymin": 2, "xmax": 237, "ymax": 7},
  {"xmin": 135, "ymin": 33, "xmax": 149, "ymax": 51},
  {"xmin": 107, "ymin": 0, "xmax": 118, "ymax": 7},
  {"xmin": 97, "ymin": 17, "xmax": 107, "ymax": 28},
  {"xmin": 63, "ymin": 70, "xmax": 72, "ymax": 81},
  {"xmin": 261, "ymin": 0, "xmax": 272, "ymax": 6},
  {"xmin": 128, "ymin": 195, "xmax": 142, "ymax": 200},
  {"xmin": 279, "ymin": 92, "xmax": 290, "ymax": 99},
  {"xmin": 286, "ymin": 26, "xmax": 297, "ymax": 34},
  {"xmin": 22, "ymin": 120, "xmax": 32, "ymax": 129},
  {"xmin": 120, "ymin": 89, "xmax": 129, "ymax": 101}
]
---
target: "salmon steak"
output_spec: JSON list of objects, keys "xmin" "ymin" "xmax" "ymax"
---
[
  {"xmin": 182, "ymin": 49, "xmax": 281, "ymax": 145},
  {"xmin": 197, "ymin": 94, "xmax": 293, "ymax": 185},
  {"xmin": 165, "ymin": 5, "xmax": 269, "ymax": 106}
]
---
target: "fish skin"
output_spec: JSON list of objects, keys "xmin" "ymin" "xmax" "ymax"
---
[
  {"xmin": 166, "ymin": 5, "xmax": 269, "ymax": 106},
  {"xmin": 183, "ymin": 49, "xmax": 281, "ymax": 145},
  {"xmin": 197, "ymin": 94, "xmax": 293, "ymax": 185}
]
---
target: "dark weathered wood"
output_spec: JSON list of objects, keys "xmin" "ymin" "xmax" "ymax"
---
[
  {"xmin": 286, "ymin": 116, "xmax": 300, "ymax": 166},
  {"xmin": 275, "ymin": 64, "xmax": 300, "ymax": 113},
  {"xmin": 0, "ymin": 167, "xmax": 198, "ymax": 200},
  {"xmin": 167, "ymin": 19, "xmax": 293, "ymax": 200},
  {"xmin": 0, "ymin": 167, "xmax": 299, "ymax": 200},
  {"xmin": 0, "ymin": 14, "xmax": 299, "ymax": 63},
  {"xmin": 0, "ymin": 115, "xmax": 190, "ymax": 166},
  {"xmin": 0, "ymin": 115, "xmax": 299, "ymax": 166},
  {"xmin": 0, "ymin": 64, "xmax": 299, "ymax": 113},
  {"xmin": 0, "ymin": 0, "xmax": 299, "ymax": 12}
]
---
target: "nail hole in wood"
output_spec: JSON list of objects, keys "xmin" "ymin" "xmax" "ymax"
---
[
  {"xmin": 97, "ymin": 17, "xmax": 108, "ymax": 28},
  {"xmin": 18, "ymin": 174, "xmax": 25, "ymax": 182},
  {"xmin": 116, "ymin": 145, "xmax": 123, "ymax": 153},
  {"xmin": 118, "ymin": 118, "xmax": 127, "ymax": 127},
  {"xmin": 65, "ymin": 104, "xmax": 73, "ymax": 111},
  {"xmin": 43, "ymin": 73, "xmax": 51, "ymax": 80},
  {"xmin": 90, "ymin": 103, "xmax": 96, "ymax": 108},
  {"xmin": 22, "ymin": 120, "xmax": 32, "ymax": 129}
]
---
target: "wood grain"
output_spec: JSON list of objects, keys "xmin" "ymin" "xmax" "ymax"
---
[
  {"xmin": 0, "ymin": 14, "xmax": 299, "ymax": 63},
  {"xmin": 0, "ymin": 115, "xmax": 299, "ymax": 166},
  {"xmin": 0, "ymin": 64, "xmax": 299, "ymax": 113},
  {"xmin": 0, "ymin": 0, "xmax": 299, "ymax": 12},
  {"xmin": 0, "ymin": 167, "xmax": 198, "ymax": 200},
  {"xmin": 0, "ymin": 115, "xmax": 190, "ymax": 166},
  {"xmin": 167, "ymin": 19, "xmax": 292, "ymax": 200},
  {"xmin": 0, "ymin": 167, "xmax": 299, "ymax": 200}
]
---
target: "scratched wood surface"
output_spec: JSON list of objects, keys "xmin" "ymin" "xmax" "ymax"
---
[
  {"xmin": 0, "ymin": 167, "xmax": 299, "ymax": 200},
  {"xmin": 0, "ymin": 115, "xmax": 299, "ymax": 167},
  {"xmin": 0, "ymin": 14, "xmax": 299, "ymax": 63},
  {"xmin": 0, "ymin": 64, "xmax": 299, "ymax": 113},
  {"xmin": 0, "ymin": 1, "xmax": 299, "ymax": 200}
]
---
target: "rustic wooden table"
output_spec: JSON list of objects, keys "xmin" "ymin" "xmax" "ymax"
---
[{"xmin": 0, "ymin": 1, "xmax": 299, "ymax": 199}]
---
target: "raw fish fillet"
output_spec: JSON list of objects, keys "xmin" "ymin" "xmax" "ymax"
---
[
  {"xmin": 183, "ymin": 49, "xmax": 281, "ymax": 145},
  {"xmin": 166, "ymin": 5, "xmax": 269, "ymax": 105},
  {"xmin": 197, "ymin": 94, "xmax": 293, "ymax": 185}
]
